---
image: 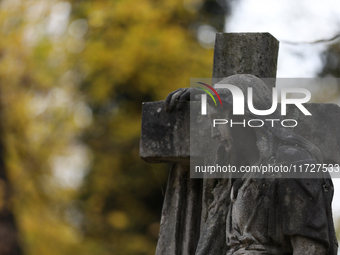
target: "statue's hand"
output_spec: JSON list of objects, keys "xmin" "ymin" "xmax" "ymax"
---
[{"xmin": 165, "ymin": 87, "xmax": 203, "ymax": 111}]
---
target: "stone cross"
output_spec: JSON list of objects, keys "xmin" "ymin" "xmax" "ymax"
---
[{"xmin": 140, "ymin": 33, "xmax": 340, "ymax": 255}]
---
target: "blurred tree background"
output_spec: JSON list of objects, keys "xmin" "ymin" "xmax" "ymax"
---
[
  {"xmin": 2, "ymin": 0, "xmax": 340, "ymax": 254},
  {"xmin": 0, "ymin": 0, "xmax": 229, "ymax": 254}
]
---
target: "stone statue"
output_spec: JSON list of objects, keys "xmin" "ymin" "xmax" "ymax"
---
[{"xmin": 165, "ymin": 74, "xmax": 338, "ymax": 255}]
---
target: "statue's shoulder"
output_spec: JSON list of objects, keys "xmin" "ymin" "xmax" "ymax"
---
[{"xmin": 275, "ymin": 145, "xmax": 315, "ymax": 164}]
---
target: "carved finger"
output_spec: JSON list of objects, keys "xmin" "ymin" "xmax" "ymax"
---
[
  {"xmin": 168, "ymin": 89, "xmax": 185, "ymax": 111},
  {"xmin": 165, "ymin": 88, "xmax": 182, "ymax": 111},
  {"xmin": 177, "ymin": 89, "xmax": 191, "ymax": 109}
]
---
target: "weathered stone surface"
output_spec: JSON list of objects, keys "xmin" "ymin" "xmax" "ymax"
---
[
  {"xmin": 140, "ymin": 101, "xmax": 214, "ymax": 164},
  {"xmin": 140, "ymin": 101, "xmax": 340, "ymax": 165},
  {"xmin": 212, "ymin": 33, "xmax": 279, "ymax": 87},
  {"xmin": 155, "ymin": 164, "xmax": 202, "ymax": 255},
  {"xmin": 139, "ymin": 101, "xmax": 190, "ymax": 164}
]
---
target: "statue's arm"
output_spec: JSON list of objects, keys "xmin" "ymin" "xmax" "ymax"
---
[
  {"xmin": 275, "ymin": 146, "xmax": 332, "ymax": 255},
  {"xmin": 291, "ymin": 234, "xmax": 327, "ymax": 254}
]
